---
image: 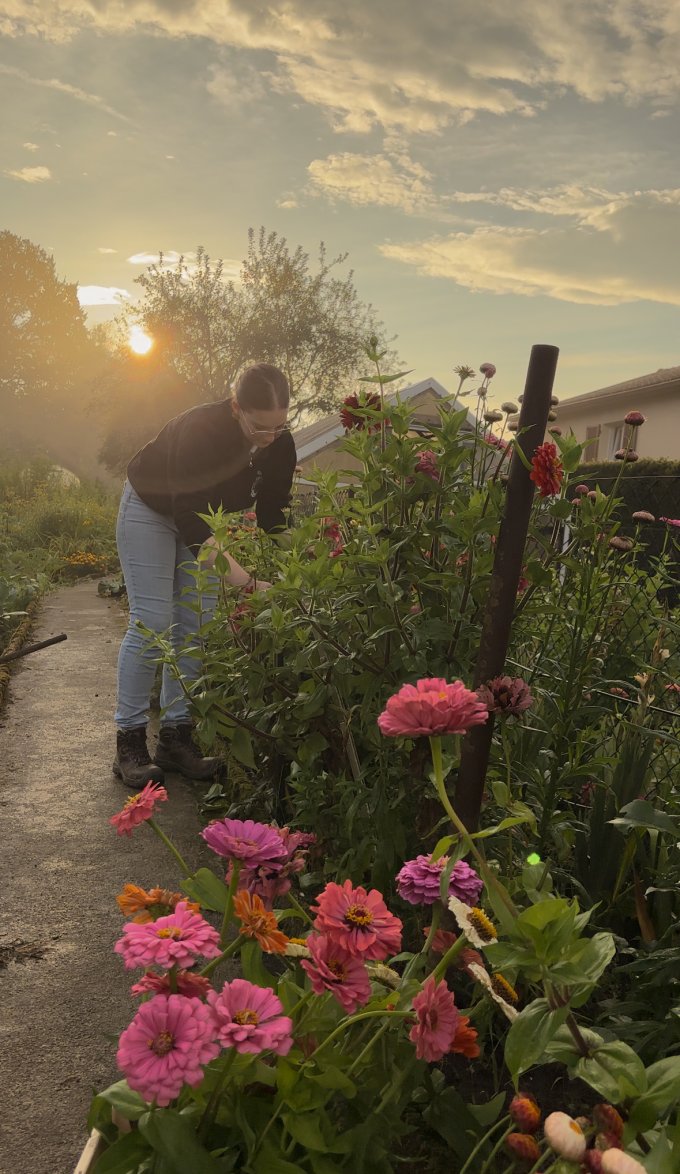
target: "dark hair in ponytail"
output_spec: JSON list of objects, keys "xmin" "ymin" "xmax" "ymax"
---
[{"xmin": 235, "ymin": 363, "xmax": 289, "ymax": 411}]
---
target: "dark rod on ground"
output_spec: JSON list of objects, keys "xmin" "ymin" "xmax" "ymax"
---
[{"xmin": 0, "ymin": 632, "xmax": 68, "ymax": 666}]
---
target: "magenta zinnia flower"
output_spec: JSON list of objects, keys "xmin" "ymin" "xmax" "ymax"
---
[
  {"xmin": 110, "ymin": 782, "xmax": 168, "ymax": 837},
  {"xmin": 378, "ymin": 678, "xmax": 489, "ymax": 738},
  {"xmin": 226, "ymin": 827, "xmax": 316, "ymax": 909},
  {"xmin": 300, "ymin": 933, "xmax": 372, "ymax": 1013},
  {"xmin": 312, "ymin": 879, "xmax": 402, "ymax": 960},
  {"xmin": 114, "ymin": 903, "xmax": 221, "ymax": 971},
  {"xmin": 660, "ymin": 516, "xmax": 680, "ymax": 529},
  {"xmin": 415, "ymin": 450, "xmax": 440, "ymax": 482},
  {"xmin": 201, "ymin": 818, "xmax": 287, "ymax": 868},
  {"xmin": 396, "ymin": 855, "xmax": 483, "ymax": 907},
  {"xmin": 207, "ymin": 978, "xmax": 293, "ymax": 1055},
  {"xmin": 477, "ymin": 676, "xmax": 533, "ymax": 717},
  {"xmin": 529, "ymin": 442, "xmax": 563, "ymax": 497},
  {"xmin": 116, "ymin": 994, "xmax": 219, "ymax": 1106},
  {"xmin": 409, "ymin": 976, "xmax": 459, "ymax": 1062}
]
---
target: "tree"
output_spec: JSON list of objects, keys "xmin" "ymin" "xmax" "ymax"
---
[
  {"xmin": 0, "ymin": 231, "xmax": 92, "ymax": 406},
  {"xmin": 0, "ymin": 232, "xmax": 109, "ymax": 474},
  {"xmin": 124, "ymin": 229, "xmax": 394, "ymax": 425}
]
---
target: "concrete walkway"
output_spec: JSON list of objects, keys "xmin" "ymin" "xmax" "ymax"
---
[{"xmin": 0, "ymin": 582, "xmax": 210, "ymax": 1173}]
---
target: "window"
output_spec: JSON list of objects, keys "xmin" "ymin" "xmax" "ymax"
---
[
  {"xmin": 605, "ymin": 421, "xmax": 625, "ymax": 458},
  {"xmin": 585, "ymin": 424, "xmax": 600, "ymax": 460}
]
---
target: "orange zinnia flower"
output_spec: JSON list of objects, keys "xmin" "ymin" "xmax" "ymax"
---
[
  {"xmin": 233, "ymin": 889, "xmax": 288, "ymax": 953},
  {"xmin": 116, "ymin": 883, "xmax": 200, "ymax": 923},
  {"xmin": 449, "ymin": 1013, "xmax": 480, "ymax": 1059}
]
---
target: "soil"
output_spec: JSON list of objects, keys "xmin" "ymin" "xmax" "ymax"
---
[{"xmin": 0, "ymin": 581, "xmax": 215, "ymax": 1174}]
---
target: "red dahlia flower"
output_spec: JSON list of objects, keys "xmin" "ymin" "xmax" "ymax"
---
[
  {"xmin": 340, "ymin": 392, "xmax": 382, "ymax": 431},
  {"xmin": 529, "ymin": 442, "xmax": 563, "ymax": 497}
]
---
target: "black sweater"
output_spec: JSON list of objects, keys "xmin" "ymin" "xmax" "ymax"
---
[{"xmin": 127, "ymin": 399, "xmax": 297, "ymax": 553}]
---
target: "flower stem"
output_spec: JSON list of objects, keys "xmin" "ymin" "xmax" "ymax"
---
[
  {"xmin": 459, "ymin": 1115, "xmax": 511, "ymax": 1174},
  {"xmin": 200, "ymin": 933, "xmax": 246, "ymax": 978},
  {"xmin": 285, "ymin": 891, "xmax": 313, "ymax": 926},
  {"xmin": 147, "ymin": 819, "xmax": 191, "ymax": 878},
  {"xmin": 429, "ymin": 737, "xmax": 518, "ymax": 919},
  {"xmin": 220, "ymin": 860, "xmax": 241, "ymax": 946},
  {"xmin": 479, "ymin": 1126, "xmax": 515, "ymax": 1174},
  {"xmin": 432, "ymin": 934, "xmax": 467, "ymax": 981},
  {"xmin": 198, "ymin": 1048, "xmax": 236, "ymax": 1141}
]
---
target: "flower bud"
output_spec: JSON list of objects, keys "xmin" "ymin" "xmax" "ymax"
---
[
  {"xmin": 509, "ymin": 1093, "xmax": 541, "ymax": 1133},
  {"xmin": 501, "ymin": 401, "xmax": 519, "ymax": 413},
  {"xmin": 595, "ymin": 1132, "xmax": 623, "ymax": 1152},
  {"xmin": 544, "ymin": 1111, "xmax": 586, "ymax": 1161},
  {"xmin": 609, "ymin": 536, "xmax": 634, "ymax": 552},
  {"xmin": 484, "ymin": 409, "xmax": 504, "ymax": 423},
  {"xmin": 548, "ymin": 410, "xmax": 558, "ymax": 421},
  {"xmin": 624, "ymin": 410, "xmax": 645, "ymax": 426},
  {"xmin": 479, "ymin": 362, "xmax": 496, "ymax": 378},
  {"xmin": 593, "ymin": 1104, "xmax": 624, "ymax": 1140},
  {"xmin": 632, "ymin": 510, "xmax": 655, "ymax": 522},
  {"xmin": 574, "ymin": 484, "xmax": 590, "ymax": 495},
  {"xmin": 505, "ymin": 1132, "xmax": 541, "ymax": 1163},
  {"xmin": 615, "ymin": 448, "xmax": 639, "ymax": 461}
]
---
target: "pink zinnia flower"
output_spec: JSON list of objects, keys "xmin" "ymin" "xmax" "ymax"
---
[
  {"xmin": 300, "ymin": 933, "xmax": 372, "ymax": 1013},
  {"xmin": 131, "ymin": 970, "xmax": 213, "ymax": 999},
  {"xmin": 479, "ymin": 362, "xmax": 496, "ymax": 379},
  {"xmin": 415, "ymin": 450, "xmax": 440, "ymax": 482},
  {"xmin": 396, "ymin": 855, "xmax": 483, "ymax": 907},
  {"xmin": 477, "ymin": 676, "xmax": 533, "ymax": 717},
  {"xmin": 378, "ymin": 678, "xmax": 489, "ymax": 738},
  {"xmin": 312, "ymin": 879, "xmax": 402, "ymax": 960},
  {"xmin": 114, "ymin": 903, "xmax": 221, "ymax": 971},
  {"xmin": 110, "ymin": 782, "xmax": 168, "ymax": 837},
  {"xmin": 409, "ymin": 976, "xmax": 459, "ymax": 1062},
  {"xmin": 484, "ymin": 430, "xmax": 508, "ymax": 450},
  {"xmin": 201, "ymin": 818, "xmax": 287, "ymax": 868},
  {"xmin": 116, "ymin": 994, "xmax": 219, "ymax": 1106},
  {"xmin": 207, "ymin": 978, "xmax": 293, "ymax": 1055}
]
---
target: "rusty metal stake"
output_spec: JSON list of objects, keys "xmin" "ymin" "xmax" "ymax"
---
[{"xmin": 454, "ymin": 343, "xmax": 559, "ymax": 830}]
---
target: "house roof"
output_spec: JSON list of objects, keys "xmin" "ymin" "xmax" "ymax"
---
[
  {"xmin": 293, "ymin": 377, "xmax": 475, "ymax": 462},
  {"xmin": 560, "ymin": 365, "xmax": 680, "ymax": 410}
]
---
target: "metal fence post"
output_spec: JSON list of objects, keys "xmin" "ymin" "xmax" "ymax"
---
[{"xmin": 454, "ymin": 344, "xmax": 559, "ymax": 830}]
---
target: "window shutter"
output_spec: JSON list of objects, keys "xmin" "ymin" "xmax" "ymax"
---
[{"xmin": 585, "ymin": 424, "xmax": 600, "ymax": 460}]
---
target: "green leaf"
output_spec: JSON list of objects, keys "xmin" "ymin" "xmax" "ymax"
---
[
  {"xmin": 470, "ymin": 815, "xmax": 532, "ymax": 839},
  {"xmin": 358, "ymin": 370, "xmax": 413, "ymax": 384},
  {"xmin": 96, "ymin": 1080, "xmax": 149, "ymax": 1122},
  {"xmin": 230, "ymin": 724, "xmax": 255, "ymax": 768},
  {"xmin": 250, "ymin": 1146, "xmax": 306, "ymax": 1173},
  {"xmin": 181, "ymin": 867, "xmax": 229, "ymax": 912},
  {"xmin": 93, "ymin": 1131, "xmax": 151, "ymax": 1173},
  {"xmin": 549, "ymin": 499, "xmax": 574, "ymax": 520},
  {"xmin": 429, "ymin": 834, "xmax": 458, "ymax": 862},
  {"xmin": 240, "ymin": 939, "xmax": 278, "ymax": 989},
  {"xmin": 574, "ymin": 1041, "xmax": 647, "ymax": 1102},
  {"xmin": 627, "ymin": 1057, "xmax": 680, "ymax": 1133},
  {"xmin": 504, "ymin": 999, "xmax": 570, "ymax": 1084},
  {"xmin": 138, "ymin": 1109, "xmax": 222, "ymax": 1174},
  {"xmin": 467, "ymin": 1091, "xmax": 506, "ymax": 1127},
  {"xmin": 609, "ymin": 799, "xmax": 679, "ymax": 836},
  {"xmin": 283, "ymin": 1111, "xmax": 330, "ymax": 1151}
]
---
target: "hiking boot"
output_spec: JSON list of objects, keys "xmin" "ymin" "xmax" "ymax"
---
[
  {"xmin": 154, "ymin": 723, "xmax": 221, "ymax": 780},
  {"xmin": 113, "ymin": 727, "xmax": 166, "ymax": 788}
]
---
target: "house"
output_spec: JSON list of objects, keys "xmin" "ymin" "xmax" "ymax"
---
[
  {"xmin": 292, "ymin": 377, "xmax": 476, "ymax": 481},
  {"xmin": 556, "ymin": 366, "xmax": 680, "ymax": 461}
]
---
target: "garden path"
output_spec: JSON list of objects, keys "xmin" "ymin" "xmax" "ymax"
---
[{"xmin": 0, "ymin": 581, "xmax": 209, "ymax": 1174}]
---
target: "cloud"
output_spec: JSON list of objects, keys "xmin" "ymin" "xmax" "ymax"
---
[
  {"xmin": 5, "ymin": 164, "xmax": 51, "ymax": 182},
  {"xmin": 127, "ymin": 250, "xmax": 187, "ymax": 265},
  {"xmin": 381, "ymin": 187, "xmax": 680, "ymax": 306},
  {"xmin": 307, "ymin": 151, "xmax": 437, "ymax": 214},
  {"xmin": 206, "ymin": 61, "xmax": 268, "ymax": 110},
  {"xmin": 97, "ymin": 247, "xmax": 117, "ymax": 254},
  {"xmin": 0, "ymin": 63, "xmax": 131, "ymax": 122},
  {"xmin": 22, "ymin": 140, "xmax": 39, "ymax": 150},
  {"xmin": 77, "ymin": 285, "xmax": 131, "ymax": 306},
  {"xmin": 3, "ymin": 1, "xmax": 680, "ymax": 133}
]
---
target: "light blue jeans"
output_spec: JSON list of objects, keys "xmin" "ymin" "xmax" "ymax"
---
[{"xmin": 115, "ymin": 481, "xmax": 218, "ymax": 731}]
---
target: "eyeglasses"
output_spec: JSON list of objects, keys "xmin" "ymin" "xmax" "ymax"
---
[{"xmin": 242, "ymin": 414, "xmax": 289, "ymax": 437}]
